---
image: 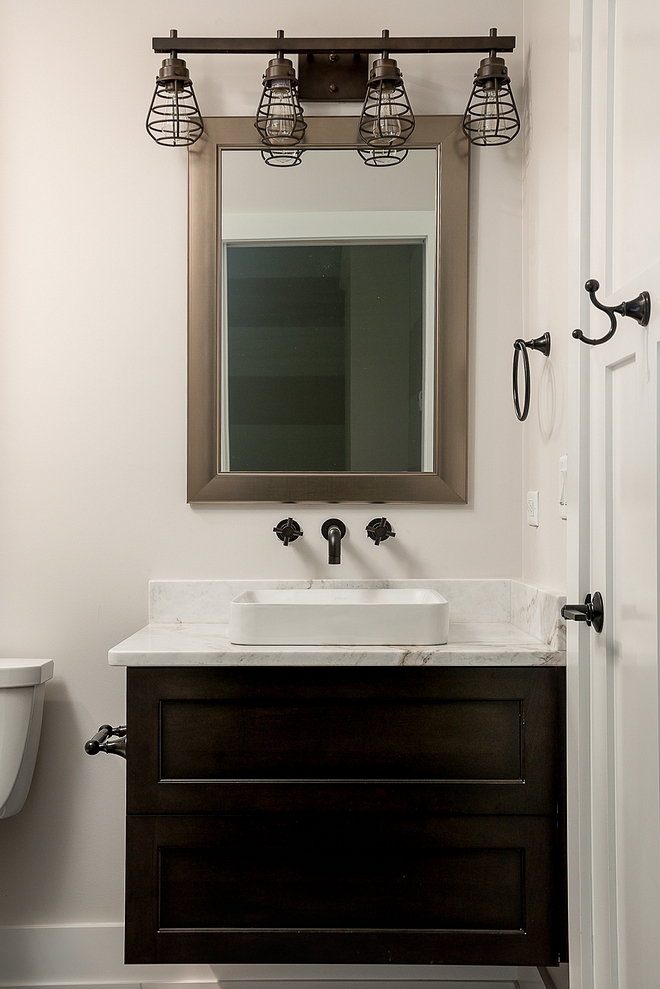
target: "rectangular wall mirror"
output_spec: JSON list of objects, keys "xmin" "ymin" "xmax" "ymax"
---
[{"xmin": 189, "ymin": 117, "xmax": 468, "ymax": 503}]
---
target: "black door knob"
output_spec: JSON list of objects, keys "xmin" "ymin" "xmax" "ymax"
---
[{"xmin": 561, "ymin": 591, "xmax": 604, "ymax": 634}]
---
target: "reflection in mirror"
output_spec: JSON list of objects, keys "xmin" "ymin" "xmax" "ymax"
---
[{"xmin": 220, "ymin": 149, "xmax": 437, "ymax": 474}]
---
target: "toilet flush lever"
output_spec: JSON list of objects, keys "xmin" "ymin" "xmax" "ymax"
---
[{"xmin": 85, "ymin": 724, "xmax": 127, "ymax": 759}]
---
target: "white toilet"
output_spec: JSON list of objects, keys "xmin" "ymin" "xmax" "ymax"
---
[{"xmin": 0, "ymin": 659, "xmax": 53, "ymax": 818}]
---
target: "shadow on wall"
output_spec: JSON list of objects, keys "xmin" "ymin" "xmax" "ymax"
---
[{"xmin": 537, "ymin": 357, "xmax": 561, "ymax": 440}]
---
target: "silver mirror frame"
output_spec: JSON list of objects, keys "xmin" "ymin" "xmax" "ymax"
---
[{"xmin": 188, "ymin": 116, "xmax": 469, "ymax": 503}]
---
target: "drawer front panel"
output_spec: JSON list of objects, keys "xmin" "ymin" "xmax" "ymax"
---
[
  {"xmin": 127, "ymin": 667, "xmax": 563, "ymax": 815},
  {"xmin": 126, "ymin": 814, "xmax": 560, "ymax": 965},
  {"xmin": 160, "ymin": 698, "xmax": 522, "ymax": 781}
]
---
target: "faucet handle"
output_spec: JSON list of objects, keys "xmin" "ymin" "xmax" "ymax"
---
[
  {"xmin": 273, "ymin": 517, "xmax": 303, "ymax": 546},
  {"xmin": 366, "ymin": 517, "xmax": 396, "ymax": 546}
]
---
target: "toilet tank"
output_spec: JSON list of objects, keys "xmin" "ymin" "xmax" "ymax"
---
[{"xmin": 0, "ymin": 659, "xmax": 54, "ymax": 818}]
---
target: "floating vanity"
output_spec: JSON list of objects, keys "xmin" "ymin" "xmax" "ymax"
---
[{"xmin": 110, "ymin": 579, "xmax": 567, "ymax": 968}]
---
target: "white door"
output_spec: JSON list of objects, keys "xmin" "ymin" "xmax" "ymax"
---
[{"xmin": 568, "ymin": 1, "xmax": 660, "ymax": 987}]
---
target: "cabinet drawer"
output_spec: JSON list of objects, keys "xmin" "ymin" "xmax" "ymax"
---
[
  {"xmin": 127, "ymin": 666, "xmax": 563, "ymax": 815},
  {"xmin": 126, "ymin": 813, "xmax": 561, "ymax": 965}
]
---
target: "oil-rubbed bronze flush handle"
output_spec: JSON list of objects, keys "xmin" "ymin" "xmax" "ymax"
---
[
  {"xmin": 573, "ymin": 279, "xmax": 651, "ymax": 346},
  {"xmin": 85, "ymin": 725, "xmax": 127, "ymax": 759}
]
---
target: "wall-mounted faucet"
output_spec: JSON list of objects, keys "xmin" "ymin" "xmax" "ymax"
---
[
  {"xmin": 366, "ymin": 517, "xmax": 396, "ymax": 545},
  {"xmin": 273, "ymin": 518, "xmax": 303, "ymax": 546},
  {"xmin": 321, "ymin": 518, "xmax": 346, "ymax": 564}
]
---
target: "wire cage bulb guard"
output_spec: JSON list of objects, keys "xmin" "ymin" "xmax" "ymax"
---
[
  {"xmin": 358, "ymin": 32, "xmax": 415, "ymax": 158},
  {"xmin": 462, "ymin": 29, "xmax": 520, "ymax": 146},
  {"xmin": 146, "ymin": 31, "xmax": 203, "ymax": 147},
  {"xmin": 358, "ymin": 58, "xmax": 415, "ymax": 148},
  {"xmin": 254, "ymin": 33, "xmax": 307, "ymax": 152}
]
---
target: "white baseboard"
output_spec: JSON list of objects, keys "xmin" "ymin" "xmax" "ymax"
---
[
  {"xmin": 0, "ymin": 925, "xmax": 214, "ymax": 986},
  {"xmin": 0, "ymin": 923, "xmax": 546, "ymax": 988}
]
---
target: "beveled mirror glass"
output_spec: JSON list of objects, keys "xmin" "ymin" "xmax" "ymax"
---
[{"xmin": 188, "ymin": 117, "xmax": 468, "ymax": 503}]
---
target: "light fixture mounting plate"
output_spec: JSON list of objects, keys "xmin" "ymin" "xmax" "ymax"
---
[{"xmin": 298, "ymin": 52, "xmax": 369, "ymax": 101}]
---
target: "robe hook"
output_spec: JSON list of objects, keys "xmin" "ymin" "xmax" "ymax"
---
[{"xmin": 573, "ymin": 279, "xmax": 651, "ymax": 346}]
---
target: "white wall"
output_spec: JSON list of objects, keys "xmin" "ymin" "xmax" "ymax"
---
[
  {"xmin": 0, "ymin": 0, "xmax": 524, "ymax": 981},
  {"xmin": 521, "ymin": 1, "xmax": 570, "ymax": 590}
]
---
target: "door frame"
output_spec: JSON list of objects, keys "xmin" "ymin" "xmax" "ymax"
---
[{"xmin": 566, "ymin": 0, "xmax": 597, "ymax": 987}]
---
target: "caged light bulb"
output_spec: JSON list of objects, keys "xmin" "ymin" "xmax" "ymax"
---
[
  {"xmin": 146, "ymin": 31, "xmax": 203, "ymax": 148},
  {"xmin": 372, "ymin": 89, "xmax": 403, "ymax": 142},
  {"xmin": 264, "ymin": 81, "xmax": 297, "ymax": 142},
  {"xmin": 478, "ymin": 88, "xmax": 501, "ymax": 140},
  {"xmin": 254, "ymin": 53, "xmax": 306, "ymax": 153},
  {"xmin": 462, "ymin": 34, "xmax": 520, "ymax": 147},
  {"xmin": 358, "ymin": 54, "xmax": 415, "ymax": 158}
]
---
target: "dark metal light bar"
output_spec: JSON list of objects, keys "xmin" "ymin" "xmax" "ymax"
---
[{"xmin": 152, "ymin": 35, "xmax": 516, "ymax": 56}]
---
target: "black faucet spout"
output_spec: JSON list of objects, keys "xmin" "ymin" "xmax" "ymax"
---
[
  {"xmin": 321, "ymin": 518, "xmax": 347, "ymax": 565},
  {"xmin": 327, "ymin": 526, "xmax": 342, "ymax": 564}
]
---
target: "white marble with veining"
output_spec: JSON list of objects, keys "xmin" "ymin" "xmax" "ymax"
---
[
  {"xmin": 510, "ymin": 580, "xmax": 566, "ymax": 650},
  {"xmin": 109, "ymin": 620, "xmax": 564, "ymax": 667},
  {"xmin": 106, "ymin": 579, "xmax": 566, "ymax": 668},
  {"xmin": 150, "ymin": 579, "xmax": 513, "ymax": 625}
]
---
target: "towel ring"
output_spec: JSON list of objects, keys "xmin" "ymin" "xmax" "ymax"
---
[{"xmin": 512, "ymin": 333, "xmax": 551, "ymax": 421}]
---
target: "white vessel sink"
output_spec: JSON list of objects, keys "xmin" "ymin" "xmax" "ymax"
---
[{"xmin": 229, "ymin": 588, "xmax": 449, "ymax": 646}]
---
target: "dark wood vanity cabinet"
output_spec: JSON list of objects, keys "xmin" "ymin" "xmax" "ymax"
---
[{"xmin": 125, "ymin": 666, "xmax": 566, "ymax": 966}]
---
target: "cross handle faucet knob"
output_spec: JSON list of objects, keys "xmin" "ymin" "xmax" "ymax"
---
[
  {"xmin": 273, "ymin": 518, "xmax": 303, "ymax": 546},
  {"xmin": 366, "ymin": 517, "xmax": 396, "ymax": 546}
]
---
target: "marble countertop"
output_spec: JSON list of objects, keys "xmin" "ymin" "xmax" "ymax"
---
[{"xmin": 108, "ymin": 620, "xmax": 564, "ymax": 667}]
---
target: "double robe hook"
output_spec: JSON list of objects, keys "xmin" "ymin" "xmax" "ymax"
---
[{"xmin": 573, "ymin": 279, "xmax": 651, "ymax": 346}]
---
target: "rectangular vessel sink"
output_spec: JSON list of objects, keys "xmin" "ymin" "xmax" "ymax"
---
[{"xmin": 229, "ymin": 588, "xmax": 449, "ymax": 646}]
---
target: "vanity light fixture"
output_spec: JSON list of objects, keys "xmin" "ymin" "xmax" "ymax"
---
[
  {"xmin": 255, "ymin": 30, "xmax": 307, "ymax": 158},
  {"xmin": 146, "ymin": 30, "xmax": 203, "ymax": 147},
  {"xmin": 149, "ymin": 28, "xmax": 519, "ymax": 160},
  {"xmin": 462, "ymin": 28, "xmax": 520, "ymax": 146},
  {"xmin": 357, "ymin": 30, "xmax": 415, "ymax": 165}
]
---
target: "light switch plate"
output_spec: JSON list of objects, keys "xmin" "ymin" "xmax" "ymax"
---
[
  {"xmin": 527, "ymin": 490, "xmax": 539, "ymax": 526},
  {"xmin": 559, "ymin": 455, "xmax": 568, "ymax": 519}
]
